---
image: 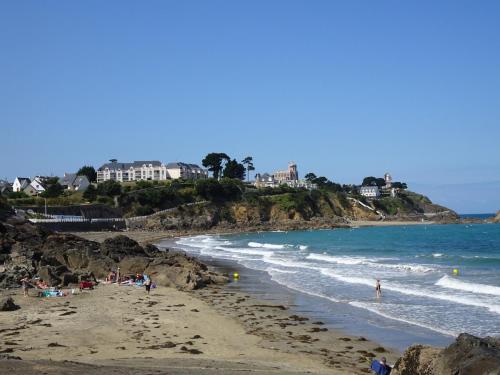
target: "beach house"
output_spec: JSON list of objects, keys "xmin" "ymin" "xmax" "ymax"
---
[
  {"xmin": 58, "ymin": 173, "xmax": 90, "ymax": 191},
  {"xmin": 12, "ymin": 177, "xmax": 31, "ymax": 192}
]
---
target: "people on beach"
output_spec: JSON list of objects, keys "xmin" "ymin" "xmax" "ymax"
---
[
  {"xmin": 370, "ymin": 356, "xmax": 391, "ymax": 375},
  {"xmin": 144, "ymin": 276, "xmax": 152, "ymax": 295},
  {"xmin": 35, "ymin": 279, "xmax": 48, "ymax": 289},
  {"xmin": 375, "ymin": 279, "xmax": 382, "ymax": 298},
  {"xmin": 106, "ymin": 270, "xmax": 116, "ymax": 283},
  {"xmin": 20, "ymin": 277, "xmax": 30, "ymax": 297}
]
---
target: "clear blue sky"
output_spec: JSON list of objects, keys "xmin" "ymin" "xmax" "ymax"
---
[{"xmin": 1, "ymin": 1, "xmax": 499, "ymax": 213}]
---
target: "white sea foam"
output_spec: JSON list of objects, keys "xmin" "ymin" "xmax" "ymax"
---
[
  {"xmin": 248, "ymin": 241, "xmax": 286, "ymax": 249},
  {"xmin": 262, "ymin": 254, "xmax": 320, "ymax": 270},
  {"xmin": 320, "ymin": 269, "xmax": 500, "ymax": 314},
  {"xmin": 436, "ymin": 275, "xmax": 500, "ymax": 296},
  {"xmin": 214, "ymin": 246, "xmax": 272, "ymax": 257},
  {"xmin": 266, "ymin": 274, "xmax": 340, "ymax": 303},
  {"xmin": 266, "ymin": 267, "xmax": 298, "ymax": 274},
  {"xmin": 307, "ymin": 253, "xmax": 366, "ymax": 265},
  {"xmin": 432, "ymin": 253, "xmax": 444, "ymax": 258},
  {"xmin": 298, "ymin": 245, "xmax": 309, "ymax": 250},
  {"xmin": 308, "ymin": 253, "xmax": 434, "ymax": 272},
  {"xmin": 349, "ymin": 301, "xmax": 457, "ymax": 337}
]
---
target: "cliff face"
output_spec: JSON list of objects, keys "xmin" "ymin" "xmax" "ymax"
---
[
  {"xmin": 493, "ymin": 211, "xmax": 500, "ymax": 223},
  {"xmin": 126, "ymin": 190, "xmax": 457, "ymax": 231}
]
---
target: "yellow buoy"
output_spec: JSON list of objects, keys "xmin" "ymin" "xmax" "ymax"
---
[
  {"xmin": 233, "ymin": 272, "xmax": 239, "ymax": 279},
  {"xmin": 453, "ymin": 268, "xmax": 459, "ymax": 276}
]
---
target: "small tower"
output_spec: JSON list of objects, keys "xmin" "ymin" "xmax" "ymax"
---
[
  {"xmin": 384, "ymin": 172, "xmax": 392, "ymax": 189},
  {"xmin": 288, "ymin": 162, "xmax": 298, "ymax": 181}
]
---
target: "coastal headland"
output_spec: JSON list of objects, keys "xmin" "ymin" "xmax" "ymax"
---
[{"xmin": 1, "ymin": 196, "xmax": 499, "ymax": 374}]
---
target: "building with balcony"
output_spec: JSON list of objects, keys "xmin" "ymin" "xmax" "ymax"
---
[{"xmin": 97, "ymin": 160, "xmax": 207, "ymax": 183}]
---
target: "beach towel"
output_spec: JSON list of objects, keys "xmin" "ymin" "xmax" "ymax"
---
[{"xmin": 370, "ymin": 360, "xmax": 391, "ymax": 375}]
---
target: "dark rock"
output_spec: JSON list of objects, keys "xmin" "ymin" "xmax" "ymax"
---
[
  {"xmin": 0, "ymin": 297, "xmax": 20, "ymax": 311},
  {"xmin": 392, "ymin": 333, "xmax": 500, "ymax": 375},
  {"xmin": 438, "ymin": 333, "xmax": 500, "ymax": 375},
  {"xmin": 0, "ymin": 212, "xmax": 227, "ymax": 291},
  {"xmin": 101, "ymin": 235, "xmax": 147, "ymax": 262}
]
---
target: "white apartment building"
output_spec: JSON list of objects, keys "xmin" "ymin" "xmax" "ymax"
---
[
  {"xmin": 359, "ymin": 185, "xmax": 380, "ymax": 198},
  {"xmin": 97, "ymin": 160, "xmax": 207, "ymax": 183}
]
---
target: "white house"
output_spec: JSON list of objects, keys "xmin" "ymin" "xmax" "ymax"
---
[
  {"xmin": 97, "ymin": 160, "xmax": 207, "ymax": 183},
  {"xmin": 13, "ymin": 177, "xmax": 31, "ymax": 192},
  {"xmin": 59, "ymin": 173, "xmax": 90, "ymax": 191},
  {"xmin": 24, "ymin": 177, "xmax": 46, "ymax": 196},
  {"xmin": 359, "ymin": 185, "xmax": 380, "ymax": 198},
  {"xmin": 165, "ymin": 162, "xmax": 208, "ymax": 180}
]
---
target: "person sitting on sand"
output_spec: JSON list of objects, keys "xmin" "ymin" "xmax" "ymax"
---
[
  {"xmin": 375, "ymin": 279, "xmax": 382, "ymax": 298},
  {"xmin": 370, "ymin": 356, "xmax": 391, "ymax": 375},
  {"xmin": 35, "ymin": 279, "xmax": 48, "ymax": 289},
  {"xmin": 105, "ymin": 270, "xmax": 114, "ymax": 282}
]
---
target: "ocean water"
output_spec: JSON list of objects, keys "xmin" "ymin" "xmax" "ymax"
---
[{"xmin": 174, "ymin": 224, "xmax": 500, "ymax": 340}]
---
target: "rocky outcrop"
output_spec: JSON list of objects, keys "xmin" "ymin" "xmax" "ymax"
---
[
  {"xmin": 0, "ymin": 297, "xmax": 20, "ymax": 311},
  {"xmin": 493, "ymin": 211, "xmax": 500, "ymax": 223},
  {"xmin": 392, "ymin": 333, "xmax": 500, "ymax": 375},
  {"xmin": 0, "ymin": 209, "xmax": 227, "ymax": 290}
]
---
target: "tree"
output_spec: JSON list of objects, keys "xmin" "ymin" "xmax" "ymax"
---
[
  {"xmin": 96, "ymin": 180, "xmax": 122, "ymax": 197},
  {"xmin": 241, "ymin": 156, "xmax": 255, "ymax": 182},
  {"xmin": 83, "ymin": 184, "xmax": 97, "ymax": 201},
  {"xmin": 40, "ymin": 182, "xmax": 64, "ymax": 198},
  {"xmin": 392, "ymin": 182, "xmax": 408, "ymax": 190},
  {"xmin": 77, "ymin": 165, "xmax": 97, "ymax": 183},
  {"xmin": 202, "ymin": 153, "xmax": 230, "ymax": 180},
  {"xmin": 223, "ymin": 159, "xmax": 245, "ymax": 180},
  {"xmin": 305, "ymin": 173, "xmax": 317, "ymax": 182},
  {"xmin": 362, "ymin": 176, "xmax": 385, "ymax": 187}
]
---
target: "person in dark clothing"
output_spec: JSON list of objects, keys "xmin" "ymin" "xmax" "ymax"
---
[
  {"xmin": 371, "ymin": 357, "xmax": 391, "ymax": 375},
  {"xmin": 144, "ymin": 277, "xmax": 152, "ymax": 295}
]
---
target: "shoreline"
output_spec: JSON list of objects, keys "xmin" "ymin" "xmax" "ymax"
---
[
  {"xmin": 158, "ymin": 237, "xmax": 453, "ymax": 351},
  {"xmin": 72, "ymin": 218, "xmax": 438, "ymax": 245}
]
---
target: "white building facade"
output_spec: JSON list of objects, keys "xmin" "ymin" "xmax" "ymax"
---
[
  {"xmin": 97, "ymin": 160, "xmax": 207, "ymax": 183},
  {"xmin": 359, "ymin": 186, "xmax": 380, "ymax": 198}
]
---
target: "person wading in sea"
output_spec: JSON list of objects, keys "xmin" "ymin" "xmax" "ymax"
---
[{"xmin": 375, "ymin": 279, "xmax": 382, "ymax": 298}]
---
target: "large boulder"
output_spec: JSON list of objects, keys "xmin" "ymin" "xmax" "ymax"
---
[
  {"xmin": 437, "ymin": 333, "xmax": 500, "ymax": 375},
  {"xmin": 101, "ymin": 235, "xmax": 147, "ymax": 262},
  {"xmin": 145, "ymin": 253, "xmax": 227, "ymax": 290},
  {"xmin": 392, "ymin": 333, "xmax": 500, "ymax": 375},
  {"xmin": 391, "ymin": 345, "xmax": 441, "ymax": 375},
  {"xmin": 0, "ymin": 297, "xmax": 20, "ymax": 311}
]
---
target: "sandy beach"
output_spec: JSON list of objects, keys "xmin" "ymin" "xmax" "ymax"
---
[{"xmin": 0, "ymin": 280, "xmax": 397, "ymax": 374}]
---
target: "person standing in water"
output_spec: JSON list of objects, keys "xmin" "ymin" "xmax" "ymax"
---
[{"xmin": 375, "ymin": 279, "xmax": 382, "ymax": 298}]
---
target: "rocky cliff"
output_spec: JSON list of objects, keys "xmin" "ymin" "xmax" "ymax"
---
[
  {"xmin": 126, "ymin": 190, "xmax": 459, "ymax": 232},
  {"xmin": 493, "ymin": 210, "xmax": 500, "ymax": 223},
  {"xmin": 392, "ymin": 333, "xmax": 500, "ymax": 375},
  {"xmin": 0, "ymin": 205, "xmax": 226, "ymax": 290}
]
